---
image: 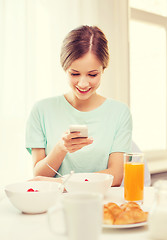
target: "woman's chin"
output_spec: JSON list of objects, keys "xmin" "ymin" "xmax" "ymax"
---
[{"xmin": 75, "ymin": 90, "xmax": 93, "ymax": 100}]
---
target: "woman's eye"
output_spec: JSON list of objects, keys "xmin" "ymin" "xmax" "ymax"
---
[
  {"xmin": 89, "ymin": 74, "xmax": 98, "ymax": 77},
  {"xmin": 71, "ymin": 73, "xmax": 80, "ymax": 76},
  {"xmin": 70, "ymin": 73, "xmax": 98, "ymax": 77}
]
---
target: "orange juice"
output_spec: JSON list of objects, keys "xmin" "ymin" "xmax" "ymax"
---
[{"xmin": 124, "ymin": 162, "xmax": 144, "ymax": 201}]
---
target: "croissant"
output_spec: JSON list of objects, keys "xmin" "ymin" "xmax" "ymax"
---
[
  {"xmin": 120, "ymin": 201, "xmax": 141, "ymax": 211},
  {"xmin": 105, "ymin": 202, "xmax": 123, "ymax": 218},
  {"xmin": 103, "ymin": 206, "xmax": 114, "ymax": 224},
  {"xmin": 114, "ymin": 208, "xmax": 148, "ymax": 225},
  {"xmin": 103, "ymin": 201, "xmax": 148, "ymax": 225}
]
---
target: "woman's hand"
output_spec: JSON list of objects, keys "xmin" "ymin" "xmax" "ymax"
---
[
  {"xmin": 61, "ymin": 131, "xmax": 93, "ymax": 153},
  {"xmin": 29, "ymin": 176, "xmax": 63, "ymax": 183}
]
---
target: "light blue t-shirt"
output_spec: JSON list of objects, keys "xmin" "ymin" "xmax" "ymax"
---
[{"xmin": 25, "ymin": 95, "xmax": 132, "ymax": 176}]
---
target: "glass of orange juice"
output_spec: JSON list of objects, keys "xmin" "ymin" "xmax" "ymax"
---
[{"xmin": 124, "ymin": 153, "xmax": 144, "ymax": 204}]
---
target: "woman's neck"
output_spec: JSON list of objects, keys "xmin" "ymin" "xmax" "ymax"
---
[{"xmin": 64, "ymin": 92, "xmax": 106, "ymax": 112}]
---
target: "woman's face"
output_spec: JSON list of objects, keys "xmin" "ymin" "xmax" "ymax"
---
[{"xmin": 66, "ymin": 52, "xmax": 103, "ymax": 101}]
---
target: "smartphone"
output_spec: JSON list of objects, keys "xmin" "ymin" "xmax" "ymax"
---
[{"xmin": 69, "ymin": 125, "xmax": 88, "ymax": 138}]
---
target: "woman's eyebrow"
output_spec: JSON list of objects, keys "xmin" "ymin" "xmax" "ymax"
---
[
  {"xmin": 70, "ymin": 69, "xmax": 99, "ymax": 73},
  {"xmin": 88, "ymin": 70, "xmax": 99, "ymax": 73},
  {"xmin": 70, "ymin": 69, "xmax": 79, "ymax": 72}
]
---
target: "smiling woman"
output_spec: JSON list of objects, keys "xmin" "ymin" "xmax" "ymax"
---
[
  {"xmin": 65, "ymin": 52, "xmax": 103, "ymax": 110},
  {"xmin": 0, "ymin": 0, "xmax": 132, "ymax": 186},
  {"xmin": 25, "ymin": 25, "xmax": 132, "ymax": 187}
]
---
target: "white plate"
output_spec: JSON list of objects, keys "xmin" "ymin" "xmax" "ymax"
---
[{"xmin": 103, "ymin": 221, "xmax": 147, "ymax": 229}]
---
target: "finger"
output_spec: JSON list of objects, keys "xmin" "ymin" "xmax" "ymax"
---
[
  {"xmin": 62, "ymin": 131, "xmax": 70, "ymax": 140},
  {"xmin": 66, "ymin": 138, "xmax": 93, "ymax": 150},
  {"xmin": 62, "ymin": 132, "xmax": 80, "ymax": 142},
  {"xmin": 70, "ymin": 137, "xmax": 93, "ymax": 145},
  {"xmin": 69, "ymin": 132, "xmax": 82, "ymax": 139},
  {"xmin": 63, "ymin": 134, "xmax": 86, "ymax": 146}
]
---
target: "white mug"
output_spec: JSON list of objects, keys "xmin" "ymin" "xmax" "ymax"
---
[{"xmin": 48, "ymin": 192, "xmax": 103, "ymax": 240}]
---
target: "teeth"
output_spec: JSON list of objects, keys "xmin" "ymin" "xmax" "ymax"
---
[{"xmin": 77, "ymin": 88, "xmax": 90, "ymax": 92}]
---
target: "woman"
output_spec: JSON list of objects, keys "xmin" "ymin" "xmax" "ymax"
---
[{"xmin": 26, "ymin": 25, "xmax": 132, "ymax": 186}]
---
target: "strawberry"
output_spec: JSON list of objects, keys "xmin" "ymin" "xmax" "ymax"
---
[
  {"xmin": 27, "ymin": 188, "xmax": 34, "ymax": 192},
  {"xmin": 27, "ymin": 188, "xmax": 39, "ymax": 192}
]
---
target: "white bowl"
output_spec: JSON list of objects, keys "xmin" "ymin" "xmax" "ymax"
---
[
  {"xmin": 5, "ymin": 181, "xmax": 62, "ymax": 214},
  {"xmin": 64, "ymin": 173, "xmax": 114, "ymax": 195}
]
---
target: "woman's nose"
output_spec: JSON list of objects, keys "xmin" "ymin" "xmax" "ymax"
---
[{"xmin": 77, "ymin": 76, "xmax": 89, "ymax": 88}]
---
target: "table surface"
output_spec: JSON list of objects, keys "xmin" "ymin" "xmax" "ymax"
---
[{"xmin": 0, "ymin": 187, "xmax": 155, "ymax": 240}]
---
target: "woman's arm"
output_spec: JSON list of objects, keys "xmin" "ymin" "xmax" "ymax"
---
[
  {"xmin": 32, "ymin": 150, "xmax": 123, "ymax": 186},
  {"xmin": 32, "ymin": 131, "xmax": 93, "ymax": 177},
  {"xmin": 97, "ymin": 152, "xmax": 124, "ymax": 187},
  {"xmin": 32, "ymin": 141, "xmax": 67, "ymax": 177},
  {"xmin": 29, "ymin": 175, "xmax": 63, "ymax": 182}
]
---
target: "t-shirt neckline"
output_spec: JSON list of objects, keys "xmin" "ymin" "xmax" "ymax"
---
[{"xmin": 62, "ymin": 95, "xmax": 109, "ymax": 115}]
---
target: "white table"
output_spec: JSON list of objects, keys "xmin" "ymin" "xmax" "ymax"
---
[{"xmin": 0, "ymin": 187, "xmax": 155, "ymax": 240}]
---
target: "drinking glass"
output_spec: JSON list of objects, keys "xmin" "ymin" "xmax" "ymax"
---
[{"xmin": 124, "ymin": 153, "xmax": 144, "ymax": 203}]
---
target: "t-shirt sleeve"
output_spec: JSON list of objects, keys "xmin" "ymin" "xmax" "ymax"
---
[
  {"xmin": 25, "ymin": 103, "xmax": 47, "ymax": 154},
  {"xmin": 110, "ymin": 105, "xmax": 132, "ymax": 153}
]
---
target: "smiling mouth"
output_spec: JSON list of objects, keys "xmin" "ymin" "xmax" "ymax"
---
[{"xmin": 76, "ymin": 87, "xmax": 91, "ymax": 94}]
